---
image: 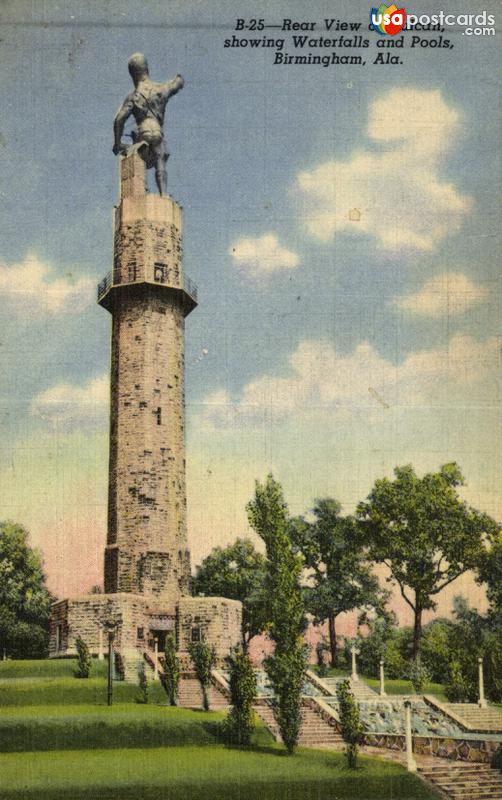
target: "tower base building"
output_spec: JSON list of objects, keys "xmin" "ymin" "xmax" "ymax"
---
[{"xmin": 49, "ymin": 153, "xmax": 242, "ymax": 680}]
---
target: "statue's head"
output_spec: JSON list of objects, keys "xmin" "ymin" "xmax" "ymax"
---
[{"xmin": 128, "ymin": 53, "xmax": 149, "ymax": 85}]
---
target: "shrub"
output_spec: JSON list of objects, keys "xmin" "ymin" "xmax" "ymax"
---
[
  {"xmin": 408, "ymin": 658, "xmax": 430, "ymax": 694},
  {"xmin": 163, "ymin": 635, "xmax": 180, "ymax": 706},
  {"xmin": 315, "ymin": 639, "xmax": 329, "ymax": 677},
  {"xmin": 336, "ymin": 679, "xmax": 363, "ymax": 768},
  {"xmin": 444, "ymin": 661, "xmax": 471, "ymax": 703},
  {"xmin": 189, "ymin": 640, "xmax": 216, "ymax": 711},
  {"xmin": 224, "ymin": 647, "xmax": 257, "ymax": 745},
  {"xmin": 7, "ymin": 622, "xmax": 49, "ymax": 660},
  {"xmin": 136, "ymin": 662, "xmax": 149, "ymax": 704},
  {"xmin": 74, "ymin": 637, "xmax": 92, "ymax": 679}
]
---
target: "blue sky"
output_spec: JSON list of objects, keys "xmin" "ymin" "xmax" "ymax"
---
[{"xmin": 0, "ymin": 0, "xmax": 500, "ymax": 617}]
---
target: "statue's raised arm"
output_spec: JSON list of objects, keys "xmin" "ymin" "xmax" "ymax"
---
[
  {"xmin": 162, "ymin": 74, "xmax": 184, "ymax": 99},
  {"xmin": 112, "ymin": 53, "xmax": 184, "ymax": 196}
]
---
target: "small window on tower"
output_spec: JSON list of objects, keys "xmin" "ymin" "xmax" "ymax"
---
[
  {"xmin": 154, "ymin": 263, "xmax": 166, "ymax": 283},
  {"xmin": 191, "ymin": 627, "xmax": 201, "ymax": 643},
  {"xmin": 137, "ymin": 627, "xmax": 144, "ymax": 640},
  {"xmin": 156, "ymin": 407, "xmax": 162, "ymax": 425}
]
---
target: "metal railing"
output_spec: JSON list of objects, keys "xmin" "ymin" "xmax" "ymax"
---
[
  {"xmin": 97, "ymin": 271, "xmax": 112, "ymax": 302},
  {"xmin": 184, "ymin": 276, "xmax": 198, "ymax": 303},
  {"xmin": 96, "ymin": 270, "xmax": 198, "ymax": 304}
]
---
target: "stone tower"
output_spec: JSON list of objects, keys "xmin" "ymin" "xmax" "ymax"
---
[
  {"xmin": 99, "ymin": 153, "xmax": 195, "ymax": 611},
  {"xmin": 49, "ymin": 142, "xmax": 242, "ymax": 678}
]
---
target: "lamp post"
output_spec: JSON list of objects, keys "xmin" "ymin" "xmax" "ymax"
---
[
  {"xmin": 102, "ymin": 619, "xmax": 119, "ymax": 707},
  {"xmin": 153, "ymin": 637, "xmax": 159, "ymax": 681},
  {"xmin": 351, "ymin": 644, "xmax": 360, "ymax": 681},
  {"xmin": 107, "ymin": 628, "xmax": 115, "ymax": 706},
  {"xmin": 98, "ymin": 627, "xmax": 104, "ymax": 661},
  {"xmin": 478, "ymin": 657, "xmax": 487, "ymax": 708},
  {"xmin": 379, "ymin": 659, "xmax": 386, "ymax": 697},
  {"xmin": 404, "ymin": 700, "xmax": 417, "ymax": 772}
]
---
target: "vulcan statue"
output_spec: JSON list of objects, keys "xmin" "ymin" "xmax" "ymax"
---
[{"xmin": 113, "ymin": 53, "xmax": 184, "ymax": 196}]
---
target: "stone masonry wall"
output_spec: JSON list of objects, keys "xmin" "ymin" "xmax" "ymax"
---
[
  {"xmin": 178, "ymin": 597, "xmax": 243, "ymax": 663},
  {"xmin": 50, "ymin": 594, "xmax": 149, "ymax": 659},
  {"xmin": 363, "ymin": 731, "xmax": 501, "ymax": 764}
]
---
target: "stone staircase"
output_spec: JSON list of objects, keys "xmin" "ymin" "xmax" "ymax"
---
[
  {"xmin": 349, "ymin": 678, "xmax": 380, "ymax": 702},
  {"xmin": 419, "ymin": 760, "xmax": 502, "ymax": 799},
  {"xmin": 321, "ymin": 675, "xmax": 378, "ymax": 702},
  {"xmin": 176, "ymin": 677, "xmax": 229, "ymax": 709},
  {"xmin": 255, "ymin": 702, "xmax": 343, "ymax": 747},
  {"xmin": 443, "ymin": 703, "xmax": 502, "ymax": 732}
]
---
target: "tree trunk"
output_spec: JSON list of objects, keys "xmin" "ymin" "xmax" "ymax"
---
[
  {"xmin": 412, "ymin": 604, "xmax": 423, "ymax": 659},
  {"xmin": 202, "ymin": 684, "xmax": 210, "ymax": 712},
  {"xmin": 328, "ymin": 608, "xmax": 337, "ymax": 667}
]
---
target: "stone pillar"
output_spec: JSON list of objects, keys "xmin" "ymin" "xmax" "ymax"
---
[
  {"xmin": 478, "ymin": 657, "xmax": 487, "ymax": 708},
  {"xmin": 351, "ymin": 645, "xmax": 359, "ymax": 681},
  {"xmin": 379, "ymin": 659, "xmax": 386, "ymax": 697},
  {"xmin": 404, "ymin": 701, "xmax": 417, "ymax": 772},
  {"xmin": 98, "ymin": 627, "xmax": 104, "ymax": 661},
  {"xmin": 100, "ymin": 152, "xmax": 196, "ymax": 610}
]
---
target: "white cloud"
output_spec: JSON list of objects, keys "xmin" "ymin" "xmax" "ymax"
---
[
  {"xmin": 393, "ymin": 273, "xmax": 487, "ymax": 317},
  {"xmin": 229, "ymin": 233, "xmax": 300, "ymax": 278},
  {"xmin": 30, "ymin": 374, "xmax": 108, "ymax": 428},
  {"xmin": 199, "ymin": 334, "xmax": 502, "ymax": 428},
  {"xmin": 0, "ymin": 252, "xmax": 95, "ymax": 316},
  {"xmin": 295, "ymin": 88, "xmax": 471, "ymax": 252}
]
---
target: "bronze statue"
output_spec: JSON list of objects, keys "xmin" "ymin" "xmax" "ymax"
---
[{"xmin": 113, "ymin": 53, "xmax": 184, "ymax": 196}]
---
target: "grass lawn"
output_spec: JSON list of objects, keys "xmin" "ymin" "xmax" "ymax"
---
[
  {"xmin": 0, "ymin": 660, "xmax": 440, "ymax": 799},
  {"xmin": 0, "ymin": 676, "xmax": 169, "ymax": 706},
  {"xmin": 0, "ymin": 745, "xmax": 439, "ymax": 800},
  {"xmin": 365, "ymin": 677, "xmax": 446, "ymax": 699},
  {"xmin": 0, "ymin": 658, "xmax": 169, "ymax": 706},
  {"xmin": 0, "ymin": 659, "xmax": 105, "ymax": 679},
  {"xmin": 311, "ymin": 666, "xmax": 446, "ymax": 699},
  {"xmin": 0, "ymin": 705, "xmax": 257, "ymax": 752}
]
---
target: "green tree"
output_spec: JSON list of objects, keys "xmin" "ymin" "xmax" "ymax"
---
[
  {"xmin": 336, "ymin": 680, "xmax": 363, "ymax": 768},
  {"xmin": 355, "ymin": 611, "xmax": 409, "ymax": 679},
  {"xmin": 163, "ymin": 634, "xmax": 180, "ymax": 706},
  {"xmin": 443, "ymin": 596, "xmax": 502, "ymax": 702},
  {"xmin": 356, "ymin": 464, "xmax": 497, "ymax": 658},
  {"xmin": 189, "ymin": 640, "xmax": 216, "ymax": 711},
  {"xmin": 290, "ymin": 499, "xmax": 386, "ymax": 667},
  {"xmin": 75, "ymin": 636, "xmax": 92, "ymax": 678},
  {"xmin": 193, "ymin": 539, "xmax": 268, "ymax": 646},
  {"xmin": 247, "ymin": 474, "xmax": 308, "ymax": 754},
  {"xmin": 420, "ymin": 618, "xmax": 455, "ymax": 684},
  {"xmin": 224, "ymin": 646, "xmax": 257, "ymax": 745},
  {"xmin": 0, "ymin": 522, "xmax": 53, "ymax": 659},
  {"xmin": 477, "ymin": 533, "xmax": 502, "ymax": 612}
]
